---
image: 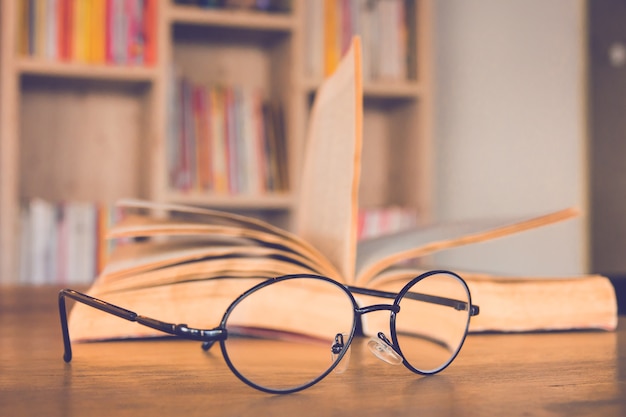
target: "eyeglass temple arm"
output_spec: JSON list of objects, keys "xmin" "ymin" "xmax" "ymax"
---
[
  {"xmin": 346, "ymin": 286, "xmax": 480, "ymax": 316},
  {"xmin": 58, "ymin": 289, "xmax": 226, "ymax": 362}
]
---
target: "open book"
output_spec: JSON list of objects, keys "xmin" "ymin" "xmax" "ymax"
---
[{"xmin": 68, "ymin": 38, "xmax": 617, "ymax": 341}]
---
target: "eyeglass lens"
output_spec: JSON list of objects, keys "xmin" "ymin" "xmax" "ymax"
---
[
  {"xmin": 221, "ymin": 276, "xmax": 356, "ymax": 393},
  {"xmin": 394, "ymin": 272, "xmax": 472, "ymax": 373}
]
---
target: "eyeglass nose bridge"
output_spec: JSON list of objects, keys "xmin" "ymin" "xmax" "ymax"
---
[
  {"xmin": 356, "ymin": 304, "xmax": 400, "ymax": 315},
  {"xmin": 355, "ymin": 304, "xmax": 404, "ymax": 365}
]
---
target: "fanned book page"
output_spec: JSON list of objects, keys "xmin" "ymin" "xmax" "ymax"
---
[
  {"xmin": 295, "ymin": 37, "xmax": 363, "ymax": 281},
  {"xmin": 355, "ymin": 208, "xmax": 580, "ymax": 286}
]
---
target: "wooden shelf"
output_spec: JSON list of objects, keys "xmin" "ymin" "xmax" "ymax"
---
[
  {"xmin": 16, "ymin": 59, "xmax": 157, "ymax": 83},
  {"xmin": 301, "ymin": 77, "xmax": 424, "ymax": 100},
  {"xmin": 169, "ymin": 5, "xmax": 295, "ymax": 31},
  {"xmin": 363, "ymin": 81, "xmax": 424, "ymax": 99}
]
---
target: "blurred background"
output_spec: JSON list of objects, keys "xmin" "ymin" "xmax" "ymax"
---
[{"xmin": 1, "ymin": 0, "xmax": 624, "ymax": 308}]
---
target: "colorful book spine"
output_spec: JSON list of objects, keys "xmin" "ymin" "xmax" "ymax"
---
[
  {"xmin": 306, "ymin": 0, "xmax": 409, "ymax": 81},
  {"xmin": 357, "ymin": 206, "xmax": 418, "ymax": 240},
  {"xmin": 18, "ymin": 0, "xmax": 157, "ymax": 66},
  {"xmin": 168, "ymin": 77, "xmax": 288, "ymax": 195},
  {"xmin": 19, "ymin": 199, "xmax": 120, "ymax": 285}
]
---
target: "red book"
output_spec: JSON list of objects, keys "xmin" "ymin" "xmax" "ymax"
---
[
  {"xmin": 125, "ymin": 0, "xmax": 136, "ymax": 64},
  {"xmin": 143, "ymin": 0, "xmax": 157, "ymax": 66},
  {"xmin": 105, "ymin": 0, "xmax": 113, "ymax": 63},
  {"xmin": 224, "ymin": 87, "xmax": 237, "ymax": 194},
  {"xmin": 58, "ymin": 0, "xmax": 72, "ymax": 60},
  {"xmin": 195, "ymin": 86, "xmax": 213, "ymax": 191}
]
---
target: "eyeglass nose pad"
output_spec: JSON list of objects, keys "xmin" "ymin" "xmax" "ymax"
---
[
  {"xmin": 368, "ymin": 332, "xmax": 403, "ymax": 365},
  {"xmin": 330, "ymin": 333, "xmax": 351, "ymax": 374}
]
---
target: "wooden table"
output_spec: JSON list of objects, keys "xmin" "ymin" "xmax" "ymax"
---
[{"xmin": 1, "ymin": 285, "xmax": 624, "ymax": 417}]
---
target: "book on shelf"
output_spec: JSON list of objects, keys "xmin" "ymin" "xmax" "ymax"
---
[
  {"xmin": 67, "ymin": 37, "xmax": 617, "ymax": 342},
  {"xmin": 306, "ymin": 0, "xmax": 411, "ymax": 81},
  {"xmin": 168, "ymin": 76, "xmax": 288, "ymax": 195},
  {"xmin": 17, "ymin": 0, "xmax": 157, "ymax": 66},
  {"xmin": 19, "ymin": 199, "xmax": 121, "ymax": 285},
  {"xmin": 357, "ymin": 206, "xmax": 418, "ymax": 240}
]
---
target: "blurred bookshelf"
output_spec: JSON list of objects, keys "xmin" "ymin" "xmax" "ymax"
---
[{"xmin": 0, "ymin": 0, "xmax": 433, "ymax": 285}]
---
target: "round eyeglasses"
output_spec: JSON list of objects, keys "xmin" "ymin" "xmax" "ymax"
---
[{"xmin": 59, "ymin": 270, "xmax": 479, "ymax": 394}]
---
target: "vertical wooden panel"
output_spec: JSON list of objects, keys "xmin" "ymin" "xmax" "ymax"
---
[
  {"xmin": 19, "ymin": 81, "xmax": 146, "ymax": 202},
  {"xmin": 0, "ymin": 0, "xmax": 20, "ymax": 282}
]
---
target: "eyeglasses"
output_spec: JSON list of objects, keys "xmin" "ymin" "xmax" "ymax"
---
[{"xmin": 58, "ymin": 270, "xmax": 479, "ymax": 394}]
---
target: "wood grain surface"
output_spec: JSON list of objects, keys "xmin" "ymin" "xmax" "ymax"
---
[{"xmin": 1, "ymin": 285, "xmax": 623, "ymax": 417}]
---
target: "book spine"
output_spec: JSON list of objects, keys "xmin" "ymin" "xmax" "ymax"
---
[
  {"xmin": 167, "ymin": 76, "xmax": 286, "ymax": 195},
  {"xmin": 143, "ymin": 0, "xmax": 158, "ymax": 66},
  {"xmin": 211, "ymin": 86, "xmax": 229, "ymax": 193},
  {"xmin": 303, "ymin": 0, "xmax": 324, "ymax": 77},
  {"xmin": 18, "ymin": 0, "xmax": 156, "ymax": 66},
  {"xmin": 179, "ymin": 77, "xmax": 193, "ymax": 191},
  {"xmin": 357, "ymin": 206, "xmax": 418, "ymax": 240},
  {"xmin": 323, "ymin": 0, "xmax": 339, "ymax": 76},
  {"xmin": 28, "ymin": 0, "xmax": 36, "ymax": 55},
  {"xmin": 19, "ymin": 199, "xmax": 105, "ymax": 285},
  {"xmin": 55, "ymin": 202, "xmax": 68, "ymax": 284},
  {"xmin": 58, "ymin": 0, "xmax": 70, "ymax": 60},
  {"xmin": 104, "ymin": 0, "xmax": 113, "ymax": 63},
  {"xmin": 46, "ymin": 0, "xmax": 58, "ymax": 60},
  {"xmin": 225, "ymin": 87, "xmax": 238, "ymax": 194},
  {"xmin": 307, "ymin": 0, "xmax": 409, "ymax": 81},
  {"xmin": 71, "ymin": 0, "xmax": 81, "ymax": 61},
  {"xmin": 253, "ymin": 89, "xmax": 268, "ymax": 193}
]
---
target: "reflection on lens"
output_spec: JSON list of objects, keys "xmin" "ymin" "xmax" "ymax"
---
[
  {"xmin": 394, "ymin": 271, "xmax": 471, "ymax": 374},
  {"xmin": 221, "ymin": 276, "xmax": 356, "ymax": 393}
]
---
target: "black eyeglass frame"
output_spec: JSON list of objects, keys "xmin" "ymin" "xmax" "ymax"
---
[{"xmin": 58, "ymin": 270, "xmax": 479, "ymax": 394}]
